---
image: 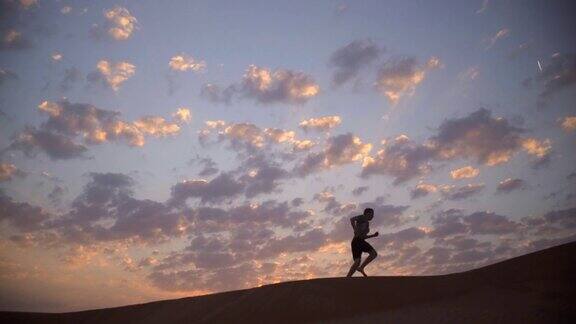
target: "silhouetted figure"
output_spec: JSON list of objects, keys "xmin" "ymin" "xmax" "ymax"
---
[{"xmin": 346, "ymin": 208, "xmax": 378, "ymax": 277}]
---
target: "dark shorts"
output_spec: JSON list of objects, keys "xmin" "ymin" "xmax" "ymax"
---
[{"xmin": 351, "ymin": 237, "xmax": 375, "ymax": 259}]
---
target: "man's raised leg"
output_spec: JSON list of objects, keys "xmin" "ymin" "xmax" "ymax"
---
[
  {"xmin": 357, "ymin": 250, "xmax": 377, "ymax": 276},
  {"xmin": 347, "ymin": 258, "xmax": 361, "ymax": 277}
]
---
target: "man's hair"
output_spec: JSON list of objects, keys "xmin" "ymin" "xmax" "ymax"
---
[{"xmin": 364, "ymin": 208, "xmax": 374, "ymax": 215}]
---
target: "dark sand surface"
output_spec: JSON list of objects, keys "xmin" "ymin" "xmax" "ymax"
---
[{"xmin": 2, "ymin": 241, "xmax": 575, "ymax": 323}]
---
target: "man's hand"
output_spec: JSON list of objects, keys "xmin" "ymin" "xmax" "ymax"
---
[{"xmin": 366, "ymin": 232, "xmax": 379, "ymax": 239}]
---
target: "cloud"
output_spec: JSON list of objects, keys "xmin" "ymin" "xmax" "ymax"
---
[
  {"xmin": 2, "ymin": 170, "xmax": 313, "ymax": 249},
  {"xmin": 430, "ymin": 209, "xmax": 519, "ymax": 238},
  {"xmin": 200, "ymin": 83, "xmax": 236, "ymax": 104},
  {"xmin": 429, "ymin": 209, "xmax": 467, "ymax": 238},
  {"xmin": 47, "ymin": 185, "xmax": 66, "ymax": 206},
  {"xmin": 377, "ymin": 227, "xmax": 427, "ymax": 247},
  {"xmin": 173, "ymin": 155, "xmax": 289, "ymax": 205},
  {"xmin": 200, "ymin": 122, "xmax": 267, "ymax": 151},
  {"xmin": 335, "ymin": 4, "xmax": 348, "ymax": 14},
  {"xmin": 352, "ymin": 186, "xmax": 369, "ymax": 196},
  {"xmin": 450, "ymin": 249, "xmax": 491, "ymax": 264},
  {"xmin": 60, "ymin": 6, "xmax": 72, "ymax": 15},
  {"xmin": 148, "ymin": 260, "xmax": 272, "ymax": 292},
  {"xmin": 294, "ymin": 133, "xmax": 372, "ymax": 177},
  {"xmin": 361, "ymin": 135, "xmax": 436, "ymax": 184},
  {"xmin": 0, "ymin": 67, "xmax": 18, "ymax": 84},
  {"xmin": 410, "ymin": 182, "xmax": 437, "ymax": 199},
  {"xmin": 1, "ymin": 170, "xmax": 331, "ymax": 294},
  {"xmin": 458, "ymin": 66, "xmax": 480, "ymax": 81},
  {"xmin": 194, "ymin": 157, "xmax": 218, "ymax": 176},
  {"xmin": 523, "ymin": 208, "xmax": 576, "ymax": 232},
  {"xmin": 529, "ymin": 53, "xmax": 576, "ymax": 106},
  {"xmin": 440, "ymin": 183, "xmax": 485, "ymax": 201},
  {"xmin": 241, "ymin": 65, "xmax": 320, "ymax": 104},
  {"xmin": 521, "ymin": 138, "xmax": 552, "ymax": 169},
  {"xmin": 171, "ymin": 108, "xmax": 192, "ymax": 124},
  {"xmin": 19, "ymin": 0, "xmax": 37, "ymax": 10},
  {"xmin": 6, "ymin": 162, "xmax": 573, "ymax": 296},
  {"xmin": 291, "ymin": 139, "xmax": 315, "ymax": 152},
  {"xmin": 130, "ymin": 116, "xmax": 181, "ymax": 139},
  {"xmin": 507, "ymin": 41, "xmax": 531, "ymax": 60},
  {"xmin": 264, "ymin": 228, "xmax": 328, "ymax": 256},
  {"xmin": 103, "ymin": 6, "xmax": 137, "ymax": 40},
  {"xmin": 375, "ymin": 56, "xmax": 440, "ymax": 104},
  {"xmin": 0, "ymin": 163, "xmax": 26, "ymax": 182},
  {"xmin": 299, "ymin": 116, "xmax": 342, "ymax": 133},
  {"xmin": 313, "ymin": 188, "xmax": 357, "ymax": 216},
  {"xmin": 169, "ymin": 55, "xmax": 206, "ymax": 72},
  {"xmin": 542, "ymin": 208, "xmax": 576, "ymax": 229},
  {"xmin": 191, "ymin": 200, "xmax": 311, "ymax": 232},
  {"xmin": 44, "ymin": 172, "xmax": 189, "ymax": 245},
  {"xmin": 237, "ymin": 156, "xmax": 289, "ymax": 198},
  {"xmin": 198, "ymin": 120, "xmax": 310, "ymax": 155},
  {"xmin": 38, "ymin": 100, "xmax": 181, "ymax": 146},
  {"xmin": 560, "ymin": 116, "xmax": 576, "ymax": 132},
  {"xmin": 51, "ymin": 52, "xmax": 63, "ymax": 62},
  {"xmin": 438, "ymin": 236, "xmax": 487, "ymax": 251},
  {"xmin": 291, "ymin": 198, "xmax": 304, "ymax": 207},
  {"xmin": 8, "ymin": 127, "xmax": 89, "ymax": 160},
  {"xmin": 476, "ymin": 0, "xmax": 489, "ymax": 14},
  {"xmin": 1, "ymin": 29, "xmax": 32, "ymax": 50},
  {"xmin": 0, "ymin": 189, "xmax": 49, "ymax": 232},
  {"xmin": 59, "ymin": 67, "xmax": 81, "ymax": 92},
  {"xmin": 520, "ymin": 137, "xmax": 551, "ymax": 159},
  {"xmin": 6, "ymin": 101, "xmax": 185, "ymax": 160},
  {"xmin": 411, "ymin": 221, "xmax": 574, "ymax": 275},
  {"xmin": 87, "ymin": 60, "xmax": 135, "ymax": 91},
  {"xmin": 329, "ymin": 39, "xmax": 381, "ymax": 86},
  {"xmin": 465, "ymin": 211, "xmax": 519, "ymax": 235},
  {"xmin": 169, "ymin": 173, "xmax": 245, "ymax": 205},
  {"xmin": 433, "ymin": 108, "xmax": 548, "ymax": 165},
  {"xmin": 496, "ymin": 178, "xmax": 525, "ymax": 194},
  {"xmin": 484, "ymin": 28, "xmax": 509, "ymax": 50},
  {"xmin": 200, "ymin": 65, "xmax": 320, "ymax": 105},
  {"xmin": 450, "ymin": 166, "xmax": 480, "ymax": 179},
  {"xmin": 361, "ymin": 109, "xmax": 552, "ymax": 183}
]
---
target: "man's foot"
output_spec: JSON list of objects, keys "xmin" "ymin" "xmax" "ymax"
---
[{"xmin": 357, "ymin": 268, "xmax": 368, "ymax": 277}]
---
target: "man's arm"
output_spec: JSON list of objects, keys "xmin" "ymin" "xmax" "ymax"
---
[{"xmin": 350, "ymin": 215, "xmax": 359, "ymax": 231}]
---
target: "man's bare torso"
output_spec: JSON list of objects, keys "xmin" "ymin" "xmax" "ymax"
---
[{"xmin": 353, "ymin": 215, "xmax": 370, "ymax": 238}]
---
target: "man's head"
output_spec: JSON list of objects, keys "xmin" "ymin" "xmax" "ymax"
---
[{"xmin": 363, "ymin": 208, "xmax": 374, "ymax": 220}]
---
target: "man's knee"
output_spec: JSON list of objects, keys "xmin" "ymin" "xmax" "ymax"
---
[{"xmin": 370, "ymin": 250, "xmax": 378, "ymax": 258}]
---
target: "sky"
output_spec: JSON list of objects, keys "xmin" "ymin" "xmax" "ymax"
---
[{"xmin": 0, "ymin": 0, "xmax": 575, "ymax": 313}]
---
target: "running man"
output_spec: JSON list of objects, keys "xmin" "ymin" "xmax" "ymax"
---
[{"xmin": 346, "ymin": 208, "xmax": 379, "ymax": 277}]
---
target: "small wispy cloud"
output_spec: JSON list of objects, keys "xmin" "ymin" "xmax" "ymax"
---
[
  {"xmin": 87, "ymin": 60, "xmax": 136, "ymax": 91},
  {"xmin": 560, "ymin": 116, "xmax": 576, "ymax": 132},
  {"xmin": 375, "ymin": 56, "xmax": 440, "ymax": 104},
  {"xmin": 169, "ymin": 54, "xmax": 206, "ymax": 72},
  {"xmin": 484, "ymin": 28, "xmax": 510, "ymax": 50}
]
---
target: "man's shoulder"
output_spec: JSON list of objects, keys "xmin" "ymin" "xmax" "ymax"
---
[{"xmin": 354, "ymin": 214, "xmax": 367, "ymax": 222}]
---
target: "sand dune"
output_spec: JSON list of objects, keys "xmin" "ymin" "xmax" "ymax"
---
[{"xmin": 2, "ymin": 241, "xmax": 575, "ymax": 323}]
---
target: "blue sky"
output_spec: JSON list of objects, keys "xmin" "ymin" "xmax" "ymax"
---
[{"xmin": 1, "ymin": 0, "xmax": 575, "ymax": 312}]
